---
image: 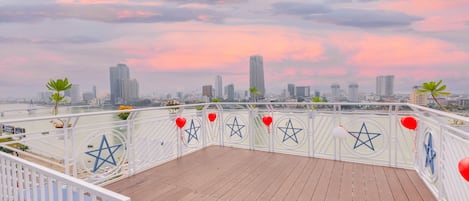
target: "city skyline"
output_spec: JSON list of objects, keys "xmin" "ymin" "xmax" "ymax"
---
[{"xmin": 0, "ymin": 0, "xmax": 468, "ymax": 98}]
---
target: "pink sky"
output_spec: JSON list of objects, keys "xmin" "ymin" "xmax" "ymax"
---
[{"xmin": 0, "ymin": 0, "xmax": 468, "ymax": 98}]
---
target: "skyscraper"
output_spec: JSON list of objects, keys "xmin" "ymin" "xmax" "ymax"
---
[
  {"xmin": 226, "ymin": 84, "xmax": 235, "ymax": 101},
  {"xmin": 129, "ymin": 79, "xmax": 139, "ymax": 101},
  {"xmin": 249, "ymin": 55, "xmax": 266, "ymax": 99},
  {"xmin": 376, "ymin": 75, "xmax": 394, "ymax": 97},
  {"xmin": 215, "ymin": 75, "xmax": 223, "ymax": 99},
  {"xmin": 70, "ymin": 84, "xmax": 82, "ymax": 104},
  {"xmin": 110, "ymin": 64, "xmax": 130, "ymax": 105},
  {"xmin": 287, "ymin": 84, "xmax": 295, "ymax": 98},
  {"xmin": 331, "ymin": 84, "xmax": 340, "ymax": 102},
  {"xmin": 348, "ymin": 83, "xmax": 359, "ymax": 102}
]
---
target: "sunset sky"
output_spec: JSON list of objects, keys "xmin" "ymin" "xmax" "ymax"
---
[{"xmin": 0, "ymin": 0, "xmax": 468, "ymax": 98}]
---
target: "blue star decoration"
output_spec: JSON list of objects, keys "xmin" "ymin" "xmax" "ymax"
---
[
  {"xmin": 184, "ymin": 119, "xmax": 200, "ymax": 143},
  {"xmin": 348, "ymin": 122, "xmax": 381, "ymax": 151},
  {"xmin": 277, "ymin": 119, "xmax": 303, "ymax": 144},
  {"xmin": 226, "ymin": 117, "xmax": 245, "ymax": 138},
  {"xmin": 424, "ymin": 133, "xmax": 436, "ymax": 175},
  {"xmin": 85, "ymin": 135, "xmax": 122, "ymax": 173}
]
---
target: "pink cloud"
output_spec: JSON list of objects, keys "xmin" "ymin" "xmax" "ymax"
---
[
  {"xmin": 116, "ymin": 23, "xmax": 325, "ymax": 71},
  {"xmin": 56, "ymin": 0, "xmax": 161, "ymax": 5},
  {"xmin": 330, "ymin": 33, "xmax": 469, "ymax": 69},
  {"xmin": 380, "ymin": 0, "xmax": 469, "ymax": 32}
]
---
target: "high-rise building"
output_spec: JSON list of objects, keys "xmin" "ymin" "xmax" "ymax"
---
[
  {"xmin": 202, "ymin": 85, "xmax": 213, "ymax": 98},
  {"xmin": 410, "ymin": 86, "xmax": 428, "ymax": 106},
  {"xmin": 295, "ymin": 86, "xmax": 310, "ymax": 97},
  {"xmin": 226, "ymin": 84, "xmax": 235, "ymax": 101},
  {"xmin": 215, "ymin": 75, "xmax": 223, "ymax": 99},
  {"xmin": 348, "ymin": 83, "xmax": 359, "ymax": 102},
  {"xmin": 110, "ymin": 64, "xmax": 130, "ymax": 105},
  {"xmin": 376, "ymin": 75, "xmax": 394, "ymax": 97},
  {"xmin": 314, "ymin": 91, "xmax": 320, "ymax": 98},
  {"xmin": 287, "ymin": 84, "xmax": 295, "ymax": 98},
  {"xmin": 92, "ymin": 85, "xmax": 97, "ymax": 99},
  {"xmin": 129, "ymin": 79, "xmax": 139, "ymax": 100},
  {"xmin": 70, "ymin": 84, "xmax": 82, "ymax": 104},
  {"xmin": 331, "ymin": 84, "xmax": 340, "ymax": 102},
  {"xmin": 249, "ymin": 55, "xmax": 266, "ymax": 99}
]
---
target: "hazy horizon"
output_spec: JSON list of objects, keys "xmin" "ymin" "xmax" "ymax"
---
[{"xmin": 0, "ymin": 0, "xmax": 468, "ymax": 98}]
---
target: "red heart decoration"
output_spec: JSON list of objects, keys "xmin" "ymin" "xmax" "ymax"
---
[
  {"xmin": 208, "ymin": 113, "xmax": 217, "ymax": 122},
  {"xmin": 400, "ymin": 116, "xmax": 418, "ymax": 130},
  {"xmin": 459, "ymin": 157, "xmax": 469, "ymax": 182},
  {"xmin": 262, "ymin": 116, "xmax": 273, "ymax": 127},
  {"xmin": 175, "ymin": 117, "xmax": 186, "ymax": 128}
]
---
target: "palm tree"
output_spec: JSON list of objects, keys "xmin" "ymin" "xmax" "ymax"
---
[
  {"xmin": 46, "ymin": 78, "xmax": 72, "ymax": 115},
  {"xmin": 417, "ymin": 80, "xmax": 450, "ymax": 111},
  {"xmin": 249, "ymin": 87, "xmax": 261, "ymax": 102}
]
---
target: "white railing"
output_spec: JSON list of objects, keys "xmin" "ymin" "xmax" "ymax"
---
[
  {"xmin": 0, "ymin": 150, "xmax": 130, "ymax": 201},
  {"xmin": 1, "ymin": 102, "xmax": 469, "ymax": 201}
]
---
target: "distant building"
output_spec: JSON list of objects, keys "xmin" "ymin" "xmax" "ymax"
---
[
  {"xmin": 331, "ymin": 84, "xmax": 340, "ymax": 102},
  {"xmin": 376, "ymin": 75, "xmax": 394, "ymax": 97},
  {"xmin": 129, "ymin": 79, "xmax": 139, "ymax": 101},
  {"xmin": 287, "ymin": 84, "xmax": 295, "ymax": 98},
  {"xmin": 348, "ymin": 83, "xmax": 359, "ymax": 102},
  {"xmin": 410, "ymin": 86, "xmax": 428, "ymax": 106},
  {"xmin": 70, "ymin": 84, "xmax": 82, "ymax": 104},
  {"xmin": 249, "ymin": 55, "xmax": 266, "ymax": 99},
  {"xmin": 110, "ymin": 64, "xmax": 130, "ymax": 105},
  {"xmin": 226, "ymin": 84, "xmax": 235, "ymax": 101},
  {"xmin": 215, "ymin": 75, "xmax": 223, "ymax": 99},
  {"xmin": 202, "ymin": 85, "xmax": 213, "ymax": 98},
  {"xmin": 83, "ymin": 92, "xmax": 95, "ymax": 102},
  {"xmin": 295, "ymin": 86, "xmax": 310, "ymax": 97},
  {"xmin": 92, "ymin": 85, "xmax": 97, "ymax": 99}
]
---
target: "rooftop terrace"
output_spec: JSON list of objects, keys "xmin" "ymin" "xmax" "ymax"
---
[{"xmin": 1, "ymin": 102, "xmax": 469, "ymax": 201}]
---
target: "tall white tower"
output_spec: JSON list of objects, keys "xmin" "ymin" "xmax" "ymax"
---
[
  {"xmin": 249, "ymin": 55, "xmax": 266, "ymax": 99},
  {"xmin": 215, "ymin": 75, "xmax": 223, "ymax": 99},
  {"xmin": 348, "ymin": 83, "xmax": 359, "ymax": 102},
  {"xmin": 376, "ymin": 75, "xmax": 394, "ymax": 97}
]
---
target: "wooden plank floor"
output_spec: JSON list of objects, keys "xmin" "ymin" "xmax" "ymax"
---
[{"xmin": 105, "ymin": 146, "xmax": 436, "ymax": 201}]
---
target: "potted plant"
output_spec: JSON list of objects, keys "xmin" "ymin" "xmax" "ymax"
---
[
  {"xmin": 46, "ymin": 78, "xmax": 72, "ymax": 128},
  {"xmin": 118, "ymin": 105, "xmax": 133, "ymax": 120},
  {"xmin": 166, "ymin": 100, "xmax": 180, "ymax": 119},
  {"xmin": 195, "ymin": 105, "xmax": 204, "ymax": 117}
]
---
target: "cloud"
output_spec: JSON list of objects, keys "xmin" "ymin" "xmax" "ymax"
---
[
  {"xmin": 306, "ymin": 9, "xmax": 422, "ymax": 28},
  {"xmin": 0, "ymin": 36, "xmax": 103, "ymax": 44},
  {"xmin": 271, "ymin": 2, "xmax": 330, "ymax": 15},
  {"xmin": 165, "ymin": 0, "xmax": 247, "ymax": 4},
  {"xmin": 0, "ymin": 4, "xmax": 225, "ymax": 24},
  {"xmin": 328, "ymin": 33, "xmax": 469, "ymax": 78},
  {"xmin": 112, "ymin": 23, "xmax": 325, "ymax": 72},
  {"xmin": 271, "ymin": 2, "xmax": 421, "ymax": 28},
  {"xmin": 379, "ymin": 0, "xmax": 469, "ymax": 32}
]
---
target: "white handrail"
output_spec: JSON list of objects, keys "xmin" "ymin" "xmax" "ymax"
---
[{"xmin": 0, "ymin": 151, "xmax": 130, "ymax": 201}]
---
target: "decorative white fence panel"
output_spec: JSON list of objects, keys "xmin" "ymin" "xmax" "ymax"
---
[
  {"xmin": 0, "ymin": 150, "xmax": 130, "ymax": 201},
  {"xmin": 1, "ymin": 102, "xmax": 469, "ymax": 201}
]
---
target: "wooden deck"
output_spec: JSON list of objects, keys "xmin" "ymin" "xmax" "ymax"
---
[{"xmin": 105, "ymin": 146, "xmax": 436, "ymax": 201}]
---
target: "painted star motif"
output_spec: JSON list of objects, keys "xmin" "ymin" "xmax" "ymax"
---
[
  {"xmin": 424, "ymin": 133, "xmax": 436, "ymax": 175},
  {"xmin": 348, "ymin": 122, "xmax": 381, "ymax": 151},
  {"xmin": 226, "ymin": 117, "xmax": 245, "ymax": 138},
  {"xmin": 85, "ymin": 135, "xmax": 122, "ymax": 173},
  {"xmin": 184, "ymin": 119, "xmax": 200, "ymax": 143},
  {"xmin": 277, "ymin": 119, "xmax": 303, "ymax": 144}
]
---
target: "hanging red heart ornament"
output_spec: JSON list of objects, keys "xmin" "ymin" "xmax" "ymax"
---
[
  {"xmin": 175, "ymin": 117, "xmax": 186, "ymax": 128},
  {"xmin": 208, "ymin": 113, "xmax": 217, "ymax": 122},
  {"xmin": 262, "ymin": 116, "xmax": 273, "ymax": 127},
  {"xmin": 459, "ymin": 157, "xmax": 469, "ymax": 182},
  {"xmin": 400, "ymin": 116, "xmax": 418, "ymax": 130}
]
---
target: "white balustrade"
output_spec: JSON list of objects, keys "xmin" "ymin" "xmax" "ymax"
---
[{"xmin": 1, "ymin": 102, "xmax": 468, "ymax": 201}]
